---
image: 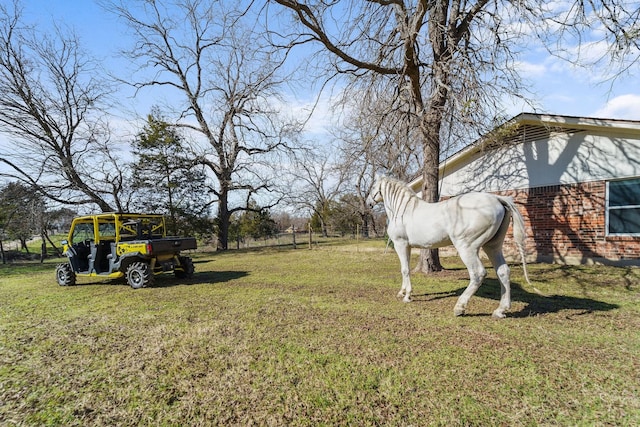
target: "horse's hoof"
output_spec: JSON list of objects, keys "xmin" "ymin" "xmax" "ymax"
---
[
  {"xmin": 454, "ymin": 307, "xmax": 465, "ymax": 316},
  {"xmin": 402, "ymin": 297, "xmax": 412, "ymax": 303},
  {"xmin": 397, "ymin": 292, "xmax": 405, "ymax": 299},
  {"xmin": 492, "ymin": 310, "xmax": 506, "ymax": 319}
]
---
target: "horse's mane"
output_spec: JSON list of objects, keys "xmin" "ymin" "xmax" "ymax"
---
[
  {"xmin": 379, "ymin": 176, "xmax": 419, "ymax": 218},
  {"xmin": 380, "ymin": 176, "xmax": 417, "ymax": 196}
]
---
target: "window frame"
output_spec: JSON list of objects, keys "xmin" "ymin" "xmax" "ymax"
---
[
  {"xmin": 71, "ymin": 221, "xmax": 95, "ymax": 244},
  {"xmin": 606, "ymin": 177, "xmax": 640, "ymax": 237}
]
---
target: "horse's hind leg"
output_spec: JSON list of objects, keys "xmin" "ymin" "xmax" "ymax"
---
[
  {"xmin": 393, "ymin": 241, "xmax": 413, "ymax": 303},
  {"xmin": 454, "ymin": 247, "xmax": 486, "ymax": 316},
  {"xmin": 485, "ymin": 246, "xmax": 511, "ymax": 319}
]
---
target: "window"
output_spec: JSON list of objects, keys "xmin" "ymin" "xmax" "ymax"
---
[
  {"xmin": 98, "ymin": 221, "xmax": 116, "ymax": 238},
  {"xmin": 607, "ymin": 178, "xmax": 640, "ymax": 235},
  {"xmin": 71, "ymin": 222, "xmax": 95, "ymax": 244}
]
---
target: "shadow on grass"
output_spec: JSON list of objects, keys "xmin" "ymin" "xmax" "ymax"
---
[
  {"xmin": 413, "ymin": 278, "xmax": 619, "ymax": 317},
  {"xmin": 153, "ymin": 270, "xmax": 250, "ymax": 288},
  {"xmin": 68, "ymin": 270, "xmax": 249, "ymax": 289}
]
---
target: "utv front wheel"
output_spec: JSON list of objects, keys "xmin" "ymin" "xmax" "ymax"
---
[
  {"xmin": 56, "ymin": 263, "xmax": 76, "ymax": 286},
  {"xmin": 126, "ymin": 262, "xmax": 154, "ymax": 289}
]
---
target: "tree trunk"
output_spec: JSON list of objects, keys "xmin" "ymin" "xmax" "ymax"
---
[
  {"xmin": 413, "ymin": 248, "xmax": 443, "ymax": 273},
  {"xmin": 413, "ymin": 100, "xmax": 447, "ymax": 274},
  {"xmin": 217, "ymin": 187, "xmax": 230, "ymax": 250},
  {"xmin": 361, "ymin": 213, "xmax": 370, "ymax": 238},
  {"xmin": 20, "ymin": 238, "xmax": 30, "ymax": 254},
  {"xmin": 40, "ymin": 237, "xmax": 46, "ymax": 263},
  {"xmin": 414, "ymin": 140, "xmax": 444, "ymax": 272},
  {"xmin": 321, "ymin": 218, "xmax": 329, "ymax": 238},
  {"xmin": 44, "ymin": 232, "xmax": 62, "ymax": 257},
  {"xmin": 411, "ymin": 0, "xmax": 451, "ymax": 273},
  {"xmin": 401, "ymin": 3, "xmax": 447, "ymax": 274}
]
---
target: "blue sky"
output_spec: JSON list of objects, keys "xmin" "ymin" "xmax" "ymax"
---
[{"xmin": 13, "ymin": 0, "xmax": 640, "ymax": 130}]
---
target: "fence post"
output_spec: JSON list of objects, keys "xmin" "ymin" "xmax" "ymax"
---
[{"xmin": 292, "ymin": 226, "xmax": 297, "ymax": 249}]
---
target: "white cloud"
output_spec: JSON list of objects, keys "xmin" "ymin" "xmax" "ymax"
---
[
  {"xmin": 515, "ymin": 60, "xmax": 547, "ymax": 79},
  {"xmin": 593, "ymin": 94, "xmax": 640, "ymax": 120},
  {"xmin": 278, "ymin": 89, "xmax": 350, "ymax": 137}
]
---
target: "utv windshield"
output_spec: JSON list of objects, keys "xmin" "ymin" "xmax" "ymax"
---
[{"xmin": 71, "ymin": 222, "xmax": 94, "ymax": 244}]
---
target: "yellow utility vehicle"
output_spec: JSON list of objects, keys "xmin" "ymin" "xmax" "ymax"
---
[{"xmin": 56, "ymin": 213, "xmax": 196, "ymax": 288}]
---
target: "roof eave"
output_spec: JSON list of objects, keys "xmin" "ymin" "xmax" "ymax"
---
[{"xmin": 408, "ymin": 112, "xmax": 640, "ymax": 192}]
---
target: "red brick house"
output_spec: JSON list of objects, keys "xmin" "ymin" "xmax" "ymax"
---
[{"xmin": 410, "ymin": 113, "xmax": 640, "ymax": 265}]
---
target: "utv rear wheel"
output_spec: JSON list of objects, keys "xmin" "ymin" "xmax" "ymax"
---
[
  {"xmin": 174, "ymin": 256, "xmax": 194, "ymax": 279},
  {"xmin": 56, "ymin": 263, "xmax": 76, "ymax": 286},
  {"xmin": 126, "ymin": 262, "xmax": 153, "ymax": 289}
]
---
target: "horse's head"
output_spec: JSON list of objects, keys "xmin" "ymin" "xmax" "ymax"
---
[{"xmin": 367, "ymin": 174, "xmax": 385, "ymax": 207}]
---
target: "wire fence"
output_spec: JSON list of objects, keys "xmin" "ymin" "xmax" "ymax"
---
[{"xmin": 229, "ymin": 228, "xmax": 379, "ymax": 250}]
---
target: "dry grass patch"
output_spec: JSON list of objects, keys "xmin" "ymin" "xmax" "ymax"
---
[{"xmin": 1, "ymin": 242, "xmax": 639, "ymax": 425}]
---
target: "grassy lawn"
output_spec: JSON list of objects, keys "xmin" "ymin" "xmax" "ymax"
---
[{"xmin": 1, "ymin": 240, "xmax": 639, "ymax": 426}]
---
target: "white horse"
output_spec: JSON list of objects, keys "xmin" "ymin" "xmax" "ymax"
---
[{"xmin": 368, "ymin": 175, "xmax": 530, "ymax": 318}]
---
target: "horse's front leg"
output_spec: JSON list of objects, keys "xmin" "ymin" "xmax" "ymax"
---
[{"xmin": 393, "ymin": 241, "xmax": 412, "ymax": 303}]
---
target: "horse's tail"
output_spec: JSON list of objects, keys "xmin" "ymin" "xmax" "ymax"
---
[{"xmin": 497, "ymin": 196, "xmax": 531, "ymax": 286}]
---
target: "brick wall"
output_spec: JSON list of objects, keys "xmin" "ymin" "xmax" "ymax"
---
[{"xmin": 497, "ymin": 181, "xmax": 640, "ymax": 265}]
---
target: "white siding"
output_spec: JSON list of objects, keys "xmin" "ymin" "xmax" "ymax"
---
[{"xmin": 439, "ymin": 130, "xmax": 640, "ymax": 197}]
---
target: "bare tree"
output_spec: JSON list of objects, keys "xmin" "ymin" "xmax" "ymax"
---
[
  {"xmin": 0, "ymin": 2, "xmax": 126, "ymax": 212},
  {"xmin": 533, "ymin": 1, "xmax": 640, "ymax": 82},
  {"xmin": 289, "ymin": 145, "xmax": 343, "ymax": 237},
  {"xmin": 109, "ymin": 0, "xmax": 303, "ymax": 250},
  {"xmin": 0, "ymin": 182, "xmax": 43, "ymax": 254},
  {"xmin": 333, "ymin": 89, "xmax": 423, "ymax": 237},
  {"xmin": 270, "ymin": 0, "xmax": 639, "ymax": 272}
]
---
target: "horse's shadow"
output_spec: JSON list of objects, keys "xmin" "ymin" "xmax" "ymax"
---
[{"xmin": 412, "ymin": 278, "xmax": 619, "ymax": 317}]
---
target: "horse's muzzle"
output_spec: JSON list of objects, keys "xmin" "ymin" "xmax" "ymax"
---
[{"xmin": 366, "ymin": 195, "xmax": 377, "ymax": 208}]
